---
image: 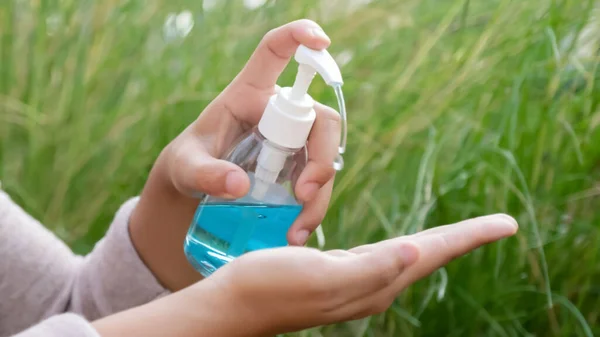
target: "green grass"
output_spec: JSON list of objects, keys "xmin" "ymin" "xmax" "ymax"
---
[{"xmin": 2, "ymin": 0, "xmax": 600, "ymax": 335}]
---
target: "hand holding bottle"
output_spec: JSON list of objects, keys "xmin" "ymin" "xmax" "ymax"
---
[
  {"xmin": 129, "ymin": 19, "xmax": 341, "ymax": 290},
  {"xmin": 94, "ymin": 214, "xmax": 518, "ymax": 337}
]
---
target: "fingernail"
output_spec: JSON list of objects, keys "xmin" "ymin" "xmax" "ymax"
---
[
  {"xmin": 311, "ymin": 27, "xmax": 331, "ymax": 44},
  {"xmin": 296, "ymin": 230, "xmax": 310, "ymax": 245},
  {"xmin": 488, "ymin": 214, "xmax": 519, "ymax": 237},
  {"xmin": 495, "ymin": 214, "xmax": 519, "ymax": 231},
  {"xmin": 225, "ymin": 171, "xmax": 245, "ymax": 196},
  {"xmin": 400, "ymin": 244, "xmax": 419, "ymax": 266},
  {"xmin": 304, "ymin": 182, "xmax": 320, "ymax": 200}
]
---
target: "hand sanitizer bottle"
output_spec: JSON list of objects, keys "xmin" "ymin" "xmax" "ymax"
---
[{"xmin": 184, "ymin": 45, "xmax": 347, "ymax": 277}]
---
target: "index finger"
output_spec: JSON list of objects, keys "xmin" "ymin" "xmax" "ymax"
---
[
  {"xmin": 235, "ymin": 19, "xmax": 331, "ymax": 92},
  {"xmin": 224, "ymin": 20, "xmax": 331, "ymax": 126},
  {"xmin": 295, "ymin": 102, "xmax": 341, "ymax": 202},
  {"xmin": 286, "ymin": 103, "xmax": 341, "ymax": 244}
]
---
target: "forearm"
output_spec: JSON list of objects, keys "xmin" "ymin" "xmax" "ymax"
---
[
  {"xmin": 129, "ymin": 155, "xmax": 203, "ymax": 291},
  {"xmin": 11, "ymin": 314, "xmax": 100, "ymax": 337},
  {"xmin": 92, "ymin": 281, "xmax": 252, "ymax": 337},
  {"xmin": 92, "ymin": 295, "xmax": 199, "ymax": 337}
]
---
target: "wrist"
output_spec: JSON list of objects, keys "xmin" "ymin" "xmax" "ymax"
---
[
  {"xmin": 91, "ymin": 290, "xmax": 206, "ymax": 337},
  {"xmin": 206, "ymin": 268, "xmax": 278, "ymax": 337},
  {"xmin": 177, "ymin": 278, "xmax": 266, "ymax": 337},
  {"xmin": 129, "ymin": 155, "xmax": 203, "ymax": 291},
  {"xmin": 93, "ymin": 278, "xmax": 243, "ymax": 337}
]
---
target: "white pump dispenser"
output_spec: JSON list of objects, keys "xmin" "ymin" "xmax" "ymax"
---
[{"xmin": 252, "ymin": 45, "xmax": 344, "ymax": 199}]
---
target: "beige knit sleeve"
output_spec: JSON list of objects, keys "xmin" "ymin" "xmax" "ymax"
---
[{"xmin": 0, "ymin": 191, "xmax": 169, "ymax": 337}]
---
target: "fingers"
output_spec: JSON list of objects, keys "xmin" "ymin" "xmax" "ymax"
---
[
  {"xmin": 312, "ymin": 241, "xmax": 418, "ymax": 320},
  {"xmin": 328, "ymin": 214, "xmax": 518, "ymax": 321},
  {"xmin": 295, "ymin": 102, "xmax": 341, "ymax": 202},
  {"xmin": 287, "ymin": 103, "xmax": 341, "ymax": 245},
  {"xmin": 408, "ymin": 213, "xmax": 518, "ymax": 239},
  {"xmin": 316, "ymin": 242, "xmax": 418, "ymax": 322},
  {"xmin": 287, "ymin": 179, "xmax": 334, "ymax": 245},
  {"xmin": 342, "ymin": 242, "xmax": 419, "ymax": 300},
  {"xmin": 235, "ymin": 19, "xmax": 331, "ymax": 92},
  {"xmin": 396, "ymin": 214, "xmax": 518, "ymax": 288},
  {"xmin": 350, "ymin": 214, "xmax": 518, "ymax": 254},
  {"xmin": 168, "ymin": 135, "xmax": 250, "ymax": 199}
]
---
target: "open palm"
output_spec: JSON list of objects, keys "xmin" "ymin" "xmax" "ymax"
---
[{"xmin": 199, "ymin": 214, "xmax": 519, "ymax": 336}]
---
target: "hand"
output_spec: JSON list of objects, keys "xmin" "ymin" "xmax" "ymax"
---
[
  {"xmin": 94, "ymin": 214, "xmax": 517, "ymax": 337},
  {"xmin": 129, "ymin": 20, "xmax": 341, "ymax": 290},
  {"xmin": 201, "ymin": 213, "xmax": 519, "ymax": 336}
]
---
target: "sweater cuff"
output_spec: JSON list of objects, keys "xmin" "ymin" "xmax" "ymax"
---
[{"xmin": 13, "ymin": 313, "xmax": 99, "ymax": 337}]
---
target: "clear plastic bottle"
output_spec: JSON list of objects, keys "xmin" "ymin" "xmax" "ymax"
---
[
  {"xmin": 184, "ymin": 44, "xmax": 345, "ymax": 277},
  {"xmin": 184, "ymin": 130, "xmax": 306, "ymax": 276}
]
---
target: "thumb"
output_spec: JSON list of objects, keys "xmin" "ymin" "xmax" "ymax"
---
[{"xmin": 169, "ymin": 142, "xmax": 250, "ymax": 199}]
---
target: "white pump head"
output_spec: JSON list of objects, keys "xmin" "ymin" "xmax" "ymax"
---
[
  {"xmin": 252, "ymin": 45, "xmax": 344, "ymax": 199},
  {"xmin": 290, "ymin": 45, "xmax": 344, "ymax": 99},
  {"xmin": 295, "ymin": 44, "xmax": 343, "ymax": 85},
  {"xmin": 258, "ymin": 45, "xmax": 343, "ymax": 150}
]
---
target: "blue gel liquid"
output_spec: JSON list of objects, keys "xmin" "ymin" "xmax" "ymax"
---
[{"xmin": 184, "ymin": 203, "xmax": 302, "ymax": 277}]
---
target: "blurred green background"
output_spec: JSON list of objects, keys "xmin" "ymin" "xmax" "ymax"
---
[{"xmin": 2, "ymin": 0, "xmax": 600, "ymax": 336}]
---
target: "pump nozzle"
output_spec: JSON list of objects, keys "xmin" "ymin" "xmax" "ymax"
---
[
  {"xmin": 294, "ymin": 45, "xmax": 343, "ymax": 86},
  {"xmin": 289, "ymin": 46, "xmax": 344, "ymax": 101},
  {"xmin": 254, "ymin": 44, "xmax": 347, "ymax": 200},
  {"xmin": 291, "ymin": 45, "xmax": 348, "ymax": 168}
]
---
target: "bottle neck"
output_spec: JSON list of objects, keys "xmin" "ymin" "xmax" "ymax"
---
[
  {"xmin": 257, "ymin": 89, "xmax": 316, "ymax": 150},
  {"xmin": 251, "ymin": 128, "xmax": 303, "ymax": 200},
  {"xmin": 254, "ymin": 128, "xmax": 303, "ymax": 153}
]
